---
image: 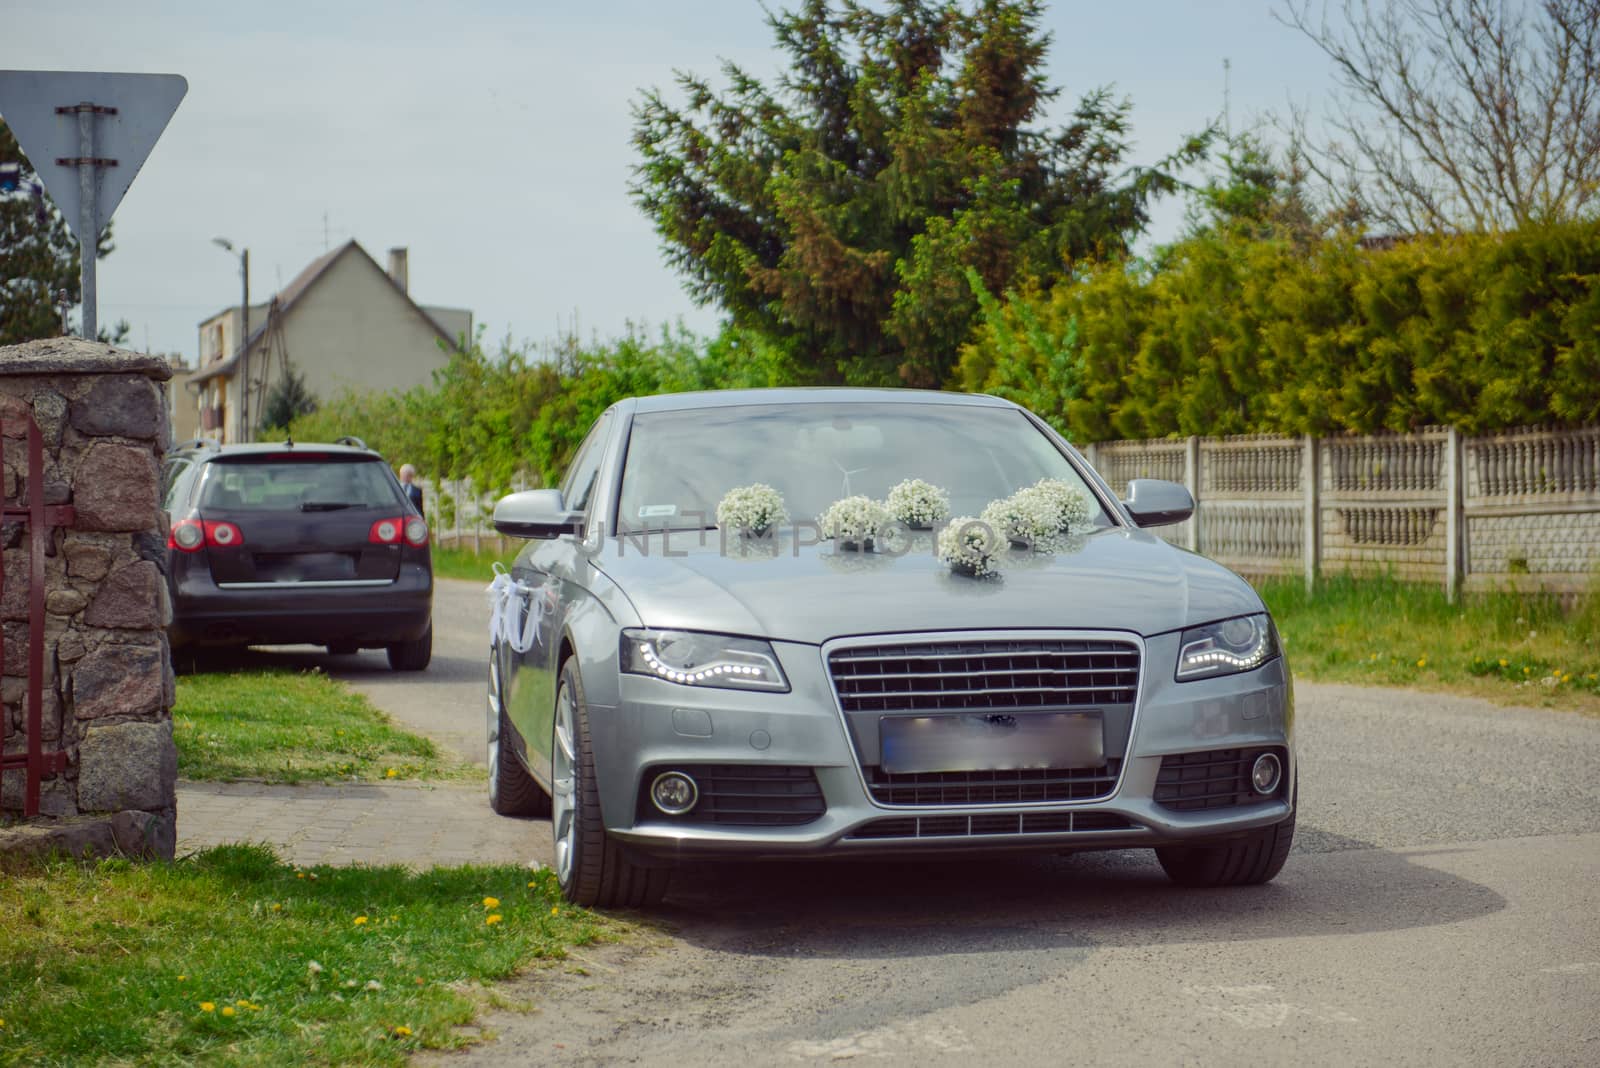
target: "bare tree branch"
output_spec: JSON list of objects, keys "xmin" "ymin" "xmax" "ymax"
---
[{"xmin": 1275, "ymin": 0, "xmax": 1600, "ymax": 232}]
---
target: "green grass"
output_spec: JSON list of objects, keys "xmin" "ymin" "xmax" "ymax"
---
[
  {"xmin": 429, "ymin": 544, "xmax": 517, "ymax": 583},
  {"xmin": 0, "ymin": 845, "xmax": 607, "ymax": 1066},
  {"xmin": 173, "ymin": 670, "xmax": 480, "ymax": 784},
  {"xmin": 1259, "ymin": 574, "xmax": 1600, "ymax": 711}
]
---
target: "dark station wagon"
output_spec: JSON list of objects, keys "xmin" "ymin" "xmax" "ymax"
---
[{"xmin": 161, "ymin": 437, "xmax": 433, "ymax": 670}]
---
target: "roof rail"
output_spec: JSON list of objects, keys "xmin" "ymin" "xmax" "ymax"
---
[
  {"xmin": 334, "ymin": 435, "xmax": 369, "ymax": 450},
  {"xmin": 172, "ymin": 437, "xmax": 220, "ymax": 453}
]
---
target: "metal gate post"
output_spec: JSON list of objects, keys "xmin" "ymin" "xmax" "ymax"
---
[{"xmin": 0, "ymin": 412, "xmax": 73, "ymax": 817}]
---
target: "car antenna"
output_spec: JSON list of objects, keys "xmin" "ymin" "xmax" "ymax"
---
[{"xmin": 283, "ymin": 435, "xmax": 294, "ymax": 448}]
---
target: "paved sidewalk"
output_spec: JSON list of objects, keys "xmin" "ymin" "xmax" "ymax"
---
[{"xmin": 176, "ymin": 780, "xmax": 552, "ymax": 869}]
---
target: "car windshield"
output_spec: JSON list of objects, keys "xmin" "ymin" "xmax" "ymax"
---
[
  {"xmin": 616, "ymin": 402, "xmax": 1109, "ymax": 530},
  {"xmin": 197, "ymin": 456, "xmax": 401, "ymax": 511}
]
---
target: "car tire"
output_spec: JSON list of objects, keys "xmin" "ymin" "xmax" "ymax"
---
[
  {"xmin": 1155, "ymin": 809, "xmax": 1296, "ymax": 887},
  {"xmin": 386, "ymin": 622, "xmax": 432, "ymax": 672},
  {"xmin": 488, "ymin": 649, "xmax": 550, "ymax": 817},
  {"xmin": 552, "ymin": 659, "xmax": 670, "ymax": 908}
]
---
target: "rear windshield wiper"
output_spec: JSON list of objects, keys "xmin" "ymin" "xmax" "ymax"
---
[{"xmin": 299, "ymin": 501, "xmax": 357, "ymax": 512}]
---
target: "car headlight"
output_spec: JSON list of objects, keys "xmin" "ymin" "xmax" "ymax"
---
[
  {"xmin": 621, "ymin": 629, "xmax": 790, "ymax": 692},
  {"xmin": 1175, "ymin": 613, "xmax": 1279, "ymax": 681}
]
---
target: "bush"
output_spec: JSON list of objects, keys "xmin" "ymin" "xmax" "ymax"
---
[{"xmin": 957, "ymin": 219, "xmax": 1600, "ymax": 441}]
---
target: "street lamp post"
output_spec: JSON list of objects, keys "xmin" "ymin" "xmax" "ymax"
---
[{"xmin": 212, "ymin": 237, "xmax": 250, "ymax": 440}]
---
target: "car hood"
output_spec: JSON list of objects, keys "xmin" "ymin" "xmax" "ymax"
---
[{"xmin": 595, "ymin": 528, "xmax": 1263, "ymax": 644}]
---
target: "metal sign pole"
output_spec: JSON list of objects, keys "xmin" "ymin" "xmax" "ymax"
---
[{"xmin": 74, "ymin": 104, "xmax": 98, "ymax": 340}]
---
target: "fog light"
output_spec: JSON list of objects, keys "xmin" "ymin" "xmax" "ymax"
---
[
  {"xmin": 1251, "ymin": 752, "xmax": 1283, "ymax": 795},
  {"xmin": 650, "ymin": 771, "xmax": 698, "ymax": 815}
]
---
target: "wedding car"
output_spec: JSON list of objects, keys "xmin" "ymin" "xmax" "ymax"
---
[{"xmin": 486, "ymin": 389, "xmax": 1294, "ymax": 906}]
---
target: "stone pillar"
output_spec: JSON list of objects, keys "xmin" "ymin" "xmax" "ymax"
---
[{"xmin": 0, "ymin": 338, "xmax": 177, "ymax": 859}]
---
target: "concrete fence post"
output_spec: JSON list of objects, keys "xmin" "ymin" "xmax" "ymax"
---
[
  {"xmin": 1302, "ymin": 434, "xmax": 1320, "ymax": 593},
  {"xmin": 1184, "ymin": 435, "xmax": 1201, "ymax": 552},
  {"xmin": 1445, "ymin": 426, "xmax": 1462, "ymax": 603}
]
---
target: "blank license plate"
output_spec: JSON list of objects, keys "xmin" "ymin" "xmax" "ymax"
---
[{"xmin": 879, "ymin": 712, "xmax": 1103, "ymax": 775}]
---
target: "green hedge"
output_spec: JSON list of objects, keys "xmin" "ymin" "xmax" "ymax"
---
[{"xmin": 957, "ymin": 220, "xmax": 1600, "ymax": 442}]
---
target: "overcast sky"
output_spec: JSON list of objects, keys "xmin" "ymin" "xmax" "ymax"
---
[{"xmin": 4, "ymin": 0, "xmax": 1335, "ymax": 364}]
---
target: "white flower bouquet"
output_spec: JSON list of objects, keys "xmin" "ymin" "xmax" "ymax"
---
[
  {"xmin": 982, "ymin": 492, "xmax": 1060, "ymax": 548},
  {"xmin": 819, "ymin": 495, "xmax": 890, "ymax": 549},
  {"xmin": 937, "ymin": 515, "xmax": 1006, "ymax": 577},
  {"xmin": 1026, "ymin": 478, "xmax": 1094, "ymax": 534},
  {"xmin": 885, "ymin": 479, "xmax": 950, "ymax": 529},
  {"xmin": 716, "ymin": 483, "xmax": 788, "ymax": 538}
]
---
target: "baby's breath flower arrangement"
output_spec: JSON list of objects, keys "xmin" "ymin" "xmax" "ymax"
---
[
  {"xmin": 1026, "ymin": 478, "xmax": 1094, "ymax": 534},
  {"xmin": 819, "ymin": 495, "xmax": 890, "ymax": 549},
  {"xmin": 937, "ymin": 515, "xmax": 1006, "ymax": 577},
  {"xmin": 885, "ymin": 479, "xmax": 950, "ymax": 529},
  {"xmin": 716, "ymin": 483, "xmax": 788, "ymax": 538},
  {"xmin": 982, "ymin": 492, "xmax": 1060, "ymax": 548}
]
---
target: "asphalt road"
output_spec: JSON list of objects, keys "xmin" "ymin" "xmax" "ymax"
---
[{"xmin": 260, "ymin": 578, "xmax": 1600, "ymax": 1066}]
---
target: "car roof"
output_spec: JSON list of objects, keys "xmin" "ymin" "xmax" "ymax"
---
[
  {"xmin": 171, "ymin": 441, "xmax": 382, "ymax": 461},
  {"xmin": 626, "ymin": 387, "xmax": 1019, "ymax": 415}
]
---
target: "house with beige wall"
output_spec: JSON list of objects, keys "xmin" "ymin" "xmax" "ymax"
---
[{"xmin": 189, "ymin": 241, "xmax": 471, "ymax": 442}]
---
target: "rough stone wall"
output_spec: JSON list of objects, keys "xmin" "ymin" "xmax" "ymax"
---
[{"xmin": 0, "ymin": 339, "xmax": 177, "ymax": 858}]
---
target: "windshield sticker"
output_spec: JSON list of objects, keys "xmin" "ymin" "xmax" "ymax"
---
[{"xmin": 638, "ymin": 504, "xmax": 678, "ymax": 518}]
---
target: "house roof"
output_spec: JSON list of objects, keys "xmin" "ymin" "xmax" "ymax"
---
[{"xmin": 191, "ymin": 240, "xmax": 459, "ymax": 384}]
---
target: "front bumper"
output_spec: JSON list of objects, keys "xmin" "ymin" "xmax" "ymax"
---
[{"xmin": 591, "ymin": 630, "xmax": 1295, "ymax": 861}]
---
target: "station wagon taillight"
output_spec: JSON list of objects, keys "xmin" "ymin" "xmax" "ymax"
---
[
  {"xmin": 369, "ymin": 517, "xmax": 403, "ymax": 544},
  {"xmin": 369, "ymin": 516, "xmax": 429, "ymax": 547},
  {"xmin": 203, "ymin": 520, "xmax": 244, "ymax": 548},
  {"xmin": 168, "ymin": 519, "xmax": 204, "ymax": 552}
]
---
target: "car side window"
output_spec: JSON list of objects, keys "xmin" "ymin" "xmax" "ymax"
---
[
  {"xmin": 560, "ymin": 416, "xmax": 609, "ymax": 514},
  {"xmin": 161, "ymin": 460, "xmax": 192, "ymax": 511}
]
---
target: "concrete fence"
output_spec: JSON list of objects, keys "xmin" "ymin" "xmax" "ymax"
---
[{"xmin": 1085, "ymin": 423, "xmax": 1600, "ymax": 599}]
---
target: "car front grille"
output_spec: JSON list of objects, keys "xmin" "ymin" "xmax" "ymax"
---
[
  {"xmin": 635, "ymin": 764, "xmax": 825, "ymax": 827},
  {"xmin": 861, "ymin": 761, "xmax": 1122, "ymax": 806},
  {"xmin": 1154, "ymin": 747, "xmax": 1286, "ymax": 811},
  {"xmin": 828, "ymin": 638, "xmax": 1140, "ymax": 714},
  {"xmin": 845, "ymin": 810, "xmax": 1136, "ymax": 841}
]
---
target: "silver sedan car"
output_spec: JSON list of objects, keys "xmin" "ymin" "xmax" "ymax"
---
[{"xmin": 488, "ymin": 389, "xmax": 1295, "ymax": 907}]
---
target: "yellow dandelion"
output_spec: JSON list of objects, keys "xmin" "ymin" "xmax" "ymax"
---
[
  {"xmin": 485, "ymin": 913, "xmax": 503, "ymax": 926},
  {"xmin": 271, "ymin": 903, "xmax": 283, "ymax": 911},
  {"xmin": 1498, "ymin": 659, "xmax": 1508, "ymax": 667},
  {"xmin": 177, "ymin": 975, "xmax": 188, "ymax": 981},
  {"xmin": 221, "ymin": 1006, "xmax": 236, "ymax": 1018},
  {"xmin": 354, "ymin": 915, "xmax": 369, "ymax": 926},
  {"xmin": 236, "ymin": 999, "xmax": 249, "ymax": 1007},
  {"xmin": 0, "ymin": 1018, "xmax": 6, "ymax": 1029},
  {"xmin": 200, "ymin": 1002, "xmax": 216, "ymax": 1013},
  {"xmin": 395, "ymin": 1025, "xmax": 413, "ymax": 1037},
  {"xmin": 1417, "ymin": 658, "xmax": 1426, "ymax": 668},
  {"xmin": 389, "ymin": 914, "xmax": 398, "ymax": 921},
  {"xmin": 527, "ymin": 881, "xmax": 536, "ymax": 888},
  {"xmin": 551, "ymin": 907, "xmax": 560, "ymax": 916},
  {"xmin": 482, "ymin": 896, "xmax": 500, "ymax": 909},
  {"xmin": 295, "ymin": 872, "xmax": 306, "ymax": 879},
  {"xmin": 385, "ymin": 768, "xmax": 397, "ymax": 779}
]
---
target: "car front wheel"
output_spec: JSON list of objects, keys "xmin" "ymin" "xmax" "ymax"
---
[
  {"xmin": 487, "ymin": 649, "xmax": 550, "ymax": 817},
  {"xmin": 551, "ymin": 659, "xmax": 670, "ymax": 908},
  {"xmin": 386, "ymin": 622, "xmax": 432, "ymax": 672},
  {"xmin": 1155, "ymin": 810, "xmax": 1295, "ymax": 887}
]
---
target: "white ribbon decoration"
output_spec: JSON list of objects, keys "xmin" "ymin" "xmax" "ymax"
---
[{"xmin": 486, "ymin": 563, "xmax": 551, "ymax": 654}]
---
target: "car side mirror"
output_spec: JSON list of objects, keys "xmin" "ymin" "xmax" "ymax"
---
[
  {"xmin": 1122, "ymin": 479, "xmax": 1195, "ymax": 528},
  {"xmin": 493, "ymin": 489, "xmax": 583, "ymax": 539}
]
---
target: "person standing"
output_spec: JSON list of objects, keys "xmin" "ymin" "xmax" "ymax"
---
[{"xmin": 399, "ymin": 463, "xmax": 424, "ymax": 514}]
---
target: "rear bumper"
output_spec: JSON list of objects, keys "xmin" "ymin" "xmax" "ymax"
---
[{"xmin": 169, "ymin": 561, "xmax": 432, "ymax": 647}]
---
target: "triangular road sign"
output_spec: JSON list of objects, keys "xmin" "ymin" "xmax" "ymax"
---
[{"xmin": 0, "ymin": 70, "xmax": 187, "ymax": 241}]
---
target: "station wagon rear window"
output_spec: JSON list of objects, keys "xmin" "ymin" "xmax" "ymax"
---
[{"xmin": 196, "ymin": 456, "xmax": 403, "ymax": 512}]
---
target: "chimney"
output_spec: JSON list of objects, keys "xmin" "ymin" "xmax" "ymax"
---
[{"xmin": 387, "ymin": 247, "xmax": 409, "ymax": 293}]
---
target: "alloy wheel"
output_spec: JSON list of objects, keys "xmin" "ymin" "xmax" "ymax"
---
[
  {"xmin": 486, "ymin": 653, "xmax": 502, "ymax": 804},
  {"xmin": 551, "ymin": 682, "xmax": 579, "ymax": 885}
]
